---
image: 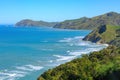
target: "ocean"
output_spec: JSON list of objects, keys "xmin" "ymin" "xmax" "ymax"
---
[{"xmin": 0, "ymin": 25, "xmax": 107, "ymax": 80}]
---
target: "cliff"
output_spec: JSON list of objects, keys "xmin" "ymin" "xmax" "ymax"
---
[{"xmin": 83, "ymin": 25, "xmax": 120, "ymax": 47}]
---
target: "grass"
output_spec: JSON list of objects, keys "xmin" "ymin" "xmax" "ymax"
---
[{"xmin": 101, "ymin": 25, "xmax": 120, "ymax": 43}]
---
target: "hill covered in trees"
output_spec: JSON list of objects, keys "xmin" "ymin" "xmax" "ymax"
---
[{"xmin": 38, "ymin": 46, "xmax": 120, "ymax": 80}]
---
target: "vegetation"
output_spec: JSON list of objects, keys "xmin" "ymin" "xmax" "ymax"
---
[
  {"xmin": 38, "ymin": 46, "xmax": 120, "ymax": 80},
  {"xmin": 38, "ymin": 22, "xmax": 120, "ymax": 80},
  {"xmin": 54, "ymin": 12, "xmax": 120, "ymax": 29},
  {"xmin": 83, "ymin": 25, "xmax": 120, "ymax": 47},
  {"xmin": 15, "ymin": 19, "xmax": 58, "ymax": 27}
]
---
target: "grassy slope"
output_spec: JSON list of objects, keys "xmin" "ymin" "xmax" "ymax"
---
[{"xmin": 101, "ymin": 25, "xmax": 120, "ymax": 42}]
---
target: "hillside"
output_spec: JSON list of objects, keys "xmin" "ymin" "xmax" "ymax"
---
[
  {"xmin": 54, "ymin": 12, "xmax": 120, "ymax": 29},
  {"xmin": 15, "ymin": 19, "xmax": 58, "ymax": 27},
  {"xmin": 83, "ymin": 25, "xmax": 120, "ymax": 47},
  {"xmin": 38, "ymin": 46, "xmax": 120, "ymax": 80},
  {"xmin": 38, "ymin": 24, "xmax": 120, "ymax": 80}
]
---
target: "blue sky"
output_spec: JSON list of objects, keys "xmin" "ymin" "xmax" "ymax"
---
[{"xmin": 0, "ymin": 0, "xmax": 120, "ymax": 24}]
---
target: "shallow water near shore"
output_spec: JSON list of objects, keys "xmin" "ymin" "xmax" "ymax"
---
[{"xmin": 0, "ymin": 25, "xmax": 107, "ymax": 80}]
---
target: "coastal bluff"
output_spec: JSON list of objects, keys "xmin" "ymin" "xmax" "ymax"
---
[{"xmin": 83, "ymin": 25, "xmax": 120, "ymax": 47}]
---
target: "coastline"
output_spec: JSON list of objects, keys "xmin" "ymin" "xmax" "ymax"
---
[
  {"xmin": 38, "ymin": 24, "xmax": 120, "ymax": 80},
  {"xmin": 38, "ymin": 44, "xmax": 119, "ymax": 80},
  {"xmin": 0, "ymin": 26, "xmax": 101, "ymax": 80},
  {"xmin": 0, "ymin": 24, "xmax": 119, "ymax": 80},
  {"xmin": 37, "ymin": 35, "xmax": 109, "ymax": 78},
  {"xmin": 96, "ymin": 42, "xmax": 109, "ymax": 47}
]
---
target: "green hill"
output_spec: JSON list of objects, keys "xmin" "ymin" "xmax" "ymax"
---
[
  {"xmin": 54, "ymin": 12, "xmax": 120, "ymax": 29},
  {"xmin": 15, "ymin": 19, "xmax": 58, "ymax": 27},
  {"xmin": 83, "ymin": 25, "xmax": 120, "ymax": 47},
  {"xmin": 38, "ymin": 46, "xmax": 120, "ymax": 80}
]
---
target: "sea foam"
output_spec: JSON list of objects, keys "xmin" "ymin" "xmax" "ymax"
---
[
  {"xmin": 58, "ymin": 36, "xmax": 84, "ymax": 43},
  {"xmin": 53, "ymin": 55, "xmax": 75, "ymax": 61},
  {"xmin": 25, "ymin": 65, "xmax": 43, "ymax": 70},
  {"xmin": 0, "ymin": 64, "xmax": 43, "ymax": 80}
]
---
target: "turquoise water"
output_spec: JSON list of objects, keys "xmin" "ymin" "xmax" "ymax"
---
[{"xmin": 0, "ymin": 25, "xmax": 107, "ymax": 80}]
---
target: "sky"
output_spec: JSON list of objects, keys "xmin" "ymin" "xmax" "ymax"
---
[{"xmin": 0, "ymin": 0, "xmax": 120, "ymax": 24}]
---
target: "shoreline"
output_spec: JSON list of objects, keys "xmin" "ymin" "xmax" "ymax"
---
[
  {"xmin": 96, "ymin": 42, "xmax": 109, "ymax": 47},
  {"xmin": 38, "ymin": 43, "xmax": 118, "ymax": 80},
  {"xmin": 38, "ymin": 36, "xmax": 109, "ymax": 76}
]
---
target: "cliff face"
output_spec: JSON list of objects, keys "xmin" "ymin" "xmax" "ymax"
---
[
  {"xmin": 15, "ymin": 19, "xmax": 58, "ymax": 27},
  {"xmin": 54, "ymin": 12, "xmax": 120, "ymax": 29},
  {"xmin": 83, "ymin": 25, "xmax": 120, "ymax": 47}
]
